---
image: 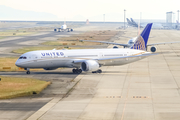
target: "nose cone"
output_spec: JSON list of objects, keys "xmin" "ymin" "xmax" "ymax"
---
[{"xmin": 15, "ymin": 60, "xmax": 21, "ymax": 67}]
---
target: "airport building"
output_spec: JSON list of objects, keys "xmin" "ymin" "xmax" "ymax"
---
[{"xmin": 166, "ymin": 11, "xmax": 175, "ymax": 27}]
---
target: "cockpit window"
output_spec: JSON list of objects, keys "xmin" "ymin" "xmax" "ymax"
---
[
  {"xmin": 19, "ymin": 56, "xmax": 27, "ymax": 59},
  {"xmin": 129, "ymin": 42, "xmax": 134, "ymax": 44}
]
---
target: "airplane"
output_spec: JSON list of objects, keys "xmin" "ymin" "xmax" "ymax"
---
[
  {"xmin": 15, "ymin": 23, "xmax": 156, "ymax": 74},
  {"xmin": 126, "ymin": 18, "xmax": 135, "ymax": 27},
  {"xmin": 127, "ymin": 18, "xmax": 163, "ymax": 29},
  {"xmin": 54, "ymin": 21, "xmax": 73, "ymax": 32},
  {"xmin": 175, "ymin": 20, "xmax": 180, "ymax": 30},
  {"xmin": 126, "ymin": 18, "xmax": 143, "ymax": 28}
]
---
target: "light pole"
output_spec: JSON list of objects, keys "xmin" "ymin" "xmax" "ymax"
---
[
  {"xmin": 177, "ymin": 10, "xmax": 179, "ymax": 25},
  {"xmin": 124, "ymin": 9, "xmax": 126, "ymax": 29},
  {"xmin": 103, "ymin": 14, "xmax": 105, "ymax": 24}
]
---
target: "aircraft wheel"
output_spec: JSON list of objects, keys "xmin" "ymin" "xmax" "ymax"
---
[
  {"xmin": 92, "ymin": 69, "xmax": 102, "ymax": 73},
  {"xmin": 26, "ymin": 71, "xmax": 30, "ymax": 74},
  {"xmin": 72, "ymin": 69, "xmax": 76, "ymax": 73},
  {"xmin": 78, "ymin": 69, "xmax": 82, "ymax": 74},
  {"xmin": 72, "ymin": 69, "xmax": 82, "ymax": 74},
  {"xmin": 97, "ymin": 69, "xmax": 102, "ymax": 73}
]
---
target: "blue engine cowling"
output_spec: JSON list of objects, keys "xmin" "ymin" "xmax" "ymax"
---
[{"xmin": 150, "ymin": 46, "xmax": 156, "ymax": 52}]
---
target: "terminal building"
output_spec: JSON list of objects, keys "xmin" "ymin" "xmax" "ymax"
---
[{"xmin": 166, "ymin": 11, "xmax": 175, "ymax": 28}]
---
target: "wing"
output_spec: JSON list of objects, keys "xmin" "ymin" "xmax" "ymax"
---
[
  {"xmin": 147, "ymin": 41, "xmax": 180, "ymax": 46},
  {"xmin": 79, "ymin": 39, "xmax": 130, "ymax": 47}
]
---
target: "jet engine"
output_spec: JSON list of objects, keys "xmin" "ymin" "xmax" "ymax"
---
[
  {"xmin": 150, "ymin": 46, "xmax": 156, "ymax": 52},
  {"xmin": 81, "ymin": 60, "xmax": 99, "ymax": 71},
  {"xmin": 43, "ymin": 68, "xmax": 58, "ymax": 70}
]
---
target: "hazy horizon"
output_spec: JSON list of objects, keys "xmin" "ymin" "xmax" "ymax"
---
[{"xmin": 0, "ymin": 0, "xmax": 180, "ymax": 22}]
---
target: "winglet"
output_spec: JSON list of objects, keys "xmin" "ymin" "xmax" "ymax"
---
[{"xmin": 130, "ymin": 23, "xmax": 153, "ymax": 51}]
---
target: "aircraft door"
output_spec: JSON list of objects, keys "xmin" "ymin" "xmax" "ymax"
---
[
  {"xmin": 32, "ymin": 54, "xmax": 38, "ymax": 62},
  {"xmin": 98, "ymin": 52, "xmax": 103, "ymax": 58}
]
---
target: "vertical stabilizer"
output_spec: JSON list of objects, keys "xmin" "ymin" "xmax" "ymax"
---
[
  {"xmin": 64, "ymin": 18, "xmax": 66, "ymax": 25},
  {"xmin": 130, "ymin": 23, "xmax": 153, "ymax": 51}
]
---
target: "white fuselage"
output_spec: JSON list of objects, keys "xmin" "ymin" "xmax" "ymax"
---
[
  {"xmin": 15, "ymin": 48, "xmax": 148, "ymax": 69},
  {"xmin": 61, "ymin": 24, "xmax": 67, "ymax": 30},
  {"xmin": 127, "ymin": 37, "xmax": 137, "ymax": 46}
]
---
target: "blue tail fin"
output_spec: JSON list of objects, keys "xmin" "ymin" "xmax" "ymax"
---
[{"xmin": 130, "ymin": 23, "xmax": 153, "ymax": 51}]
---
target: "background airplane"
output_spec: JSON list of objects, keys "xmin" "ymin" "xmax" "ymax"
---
[
  {"xmin": 127, "ymin": 18, "xmax": 164, "ymax": 29},
  {"xmin": 16, "ymin": 23, "xmax": 156, "ymax": 74},
  {"xmin": 175, "ymin": 20, "xmax": 180, "ymax": 30},
  {"xmin": 54, "ymin": 21, "xmax": 73, "ymax": 32},
  {"xmin": 126, "ymin": 18, "xmax": 143, "ymax": 28}
]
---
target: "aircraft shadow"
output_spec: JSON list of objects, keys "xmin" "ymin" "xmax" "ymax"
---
[{"xmin": 0, "ymin": 71, "xmax": 128, "ymax": 76}]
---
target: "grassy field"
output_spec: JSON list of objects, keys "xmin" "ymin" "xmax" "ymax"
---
[
  {"xmin": 0, "ymin": 76, "xmax": 51, "ymax": 99},
  {"xmin": 0, "ymin": 26, "xmax": 55, "ymax": 37},
  {"xmin": 0, "ymin": 57, "xmax": 20, "ymax": 72},
  {"xmin": 0, "ymin": 30, "xmax": 37, "ymax": 37},
  {"xmin": 12, "ymin": 30, "xmax": 118, "ymax": 54},
  {"xmin": 42, "ymin": 30, "xmax": 118, "ymax": 46},
  {"xmin": 41, "ymin": 40, "xmax": 102, "ymax": 46},
  {"xmin": 0, "ymin": 57, "xmax": 45, "ymax": 72}
]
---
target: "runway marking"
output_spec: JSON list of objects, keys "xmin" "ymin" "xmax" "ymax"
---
[
  {"xmin": 26, "ymin": 97, "xmax": 62, "ymax": 120},
  {"xmin": 132, "ymin": 96, "xmax": 149, "ymax": 98},
  {"xmin": 106, "ymin": 96, "xmax": 122, "ymax": 98},
  {"xmin": 26, "ymin": 75, "xmax": 84, "ymax": 120},
  {"xmin": 121, "ymin": 81, "xmax": 130, "ymax": 120},
  {"xmin": 120, "ymin": 64, "xmax": 131, "ymax": 120}
]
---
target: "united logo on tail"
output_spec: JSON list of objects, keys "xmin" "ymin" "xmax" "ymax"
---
[{"xmin": 131, "ymin": 23, "xmax": 153, "ymax": 51}]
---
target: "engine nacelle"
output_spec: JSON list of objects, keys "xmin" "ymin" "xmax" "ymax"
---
[
  {"xmin": 113, "ymin": 46, "xmax": 118, "ymax": 49},
  {"xmin": 81, "ymin": 60, "xmax": 99, "ymax": 72},
  {"xmin": 150, "ymin": 46, "xmax": 156, "ymax": 52},
  {"xmin": 43, "ymin": 68, "xmax": 58, "ymax": 70}
]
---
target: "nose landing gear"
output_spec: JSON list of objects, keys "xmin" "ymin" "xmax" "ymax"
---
[
  {"xmin": 25, "ymin": 68, "xmax": 30, "ymax": 74},
  {"xmin": 26, "ymin": 71, "xmax": 30, "ymax": 74}
]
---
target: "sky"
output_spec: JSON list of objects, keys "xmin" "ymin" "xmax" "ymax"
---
[{"xmin": 0, "ymin": 0, "xmax": 180, "ymax": 22}]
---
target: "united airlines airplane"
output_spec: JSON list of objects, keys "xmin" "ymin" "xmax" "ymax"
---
[{"xmin": 15, "ymin": 23, "xmax": 155, "ymax": 74}]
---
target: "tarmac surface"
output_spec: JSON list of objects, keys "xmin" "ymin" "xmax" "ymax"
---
[
  {"xmin": 0, "ymin": 31, "xmax": 80, "ymax": 57},
  {"xmin": 1, "ymin": 23, "xmax": 180, "ymax": 120}
]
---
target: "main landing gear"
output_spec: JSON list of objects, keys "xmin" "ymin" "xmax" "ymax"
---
[
  {"xmin": 92, "ymin": 69, "xmax": 102, "ymax": 73},
  {"xmin": 72, "ymin": 69, "xmax": 82, "ymax": 74}
]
